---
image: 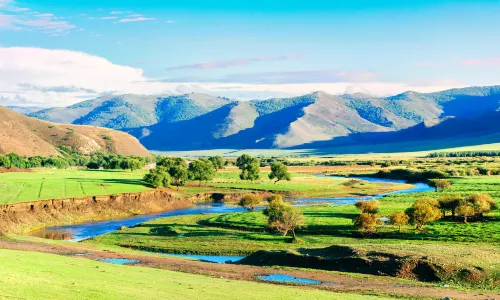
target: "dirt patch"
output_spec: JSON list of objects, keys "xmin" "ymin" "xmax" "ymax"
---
[
  {"xmin": 0, "ymin": 167, "xmax": 33, "ymax": 173},
  {"xmin": 0, "ymin": 239, "xmax": 496, "ymax": 300}
]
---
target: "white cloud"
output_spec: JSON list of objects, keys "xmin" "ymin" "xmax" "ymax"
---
[
  {"xmin": 0, "ymin": 2, "xmax": 75, "ymax": 34},
  {"xmin": 100, "ymin": 16, "xmax": 117, "ymax": 20},
  {"xmin": 0, "ymin": 47, "xmax": 474, "ymax": 107},
  {"xmin": 119, "ymin": 17, "xmax": 156, "ymax": 23}
]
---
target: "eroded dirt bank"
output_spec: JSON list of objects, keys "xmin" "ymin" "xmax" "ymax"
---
[{"xmin": 0, "ymin": 189, "xmax": 259, "ymax": 234}]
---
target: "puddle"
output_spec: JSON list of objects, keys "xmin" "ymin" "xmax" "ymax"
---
[
  {"xmin": 163, "ymin": 254, "xmax": 245, "ymax": 264},
  {"xmin": 98, "ymin": 258, "xmax": 140, "ymax": 265},
  {"xmin": 256, "ymin": 274, "xmax": 322, "ymax": 285}
]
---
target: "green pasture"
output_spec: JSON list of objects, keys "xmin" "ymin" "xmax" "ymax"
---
[
  {"xmin": 0, "ymin": 169, "xmax": 149, "ymax": 204},
  {"xmin": 0, "ymin": 249, "xmax": 390, "ymax": 300}
]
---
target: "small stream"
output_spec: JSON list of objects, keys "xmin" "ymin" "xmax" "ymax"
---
[{"xmin": 29, "ymin": 176, "xmax": 432, "ymax": 243}]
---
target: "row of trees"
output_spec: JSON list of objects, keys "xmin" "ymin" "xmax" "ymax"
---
[
  {"xmin": 236, "ymin": 154, "xmax": 291, "ymax": 183},
  {"xmin": 352, "ymin": 192, "xmax": 497, "ymax": 233},
  {"xmin": 144, "ymin": 156, "xmax": 227, "ymax": 188},
  {"xmin": 0, "ymin": 148, "xmax": 153, "ymax": 171},
  {"xmin": 144, "ymin": 154, "xmax": 292, "ymax": 189}
]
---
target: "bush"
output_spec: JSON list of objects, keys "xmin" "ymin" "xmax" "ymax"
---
[
  {"xmin": 353, "ymin": 213, "xmax": 379, "ymax": 233},
  {"xmin": 389, "ymin": 211, "xmax": 410, "ymax": 232},
  {"xmin": 239, "ymin": 194, "xmax": 262, "ymax": 211},
  {"xmin": 405, "ymin": 197, "xmax": 442, "ymax": 230},
  {"xmin": 354, "ymin": 200, "xmax": 380, "ymax": 213},
  {"xmin": 143, "ymin": 167, "xmax": 171, "ymax": 188}
]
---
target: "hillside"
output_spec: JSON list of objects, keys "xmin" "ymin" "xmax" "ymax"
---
[
  {"xmin": 0, "ymin": 106, "xmax": 150, "ymax": 157},
  {"xmin": 22, "ymin": 85, "xmax": 500, "ymax": 151},
  {"xmin": 29, "ymin": 93, "xmax": 232, "ymax": 129}
]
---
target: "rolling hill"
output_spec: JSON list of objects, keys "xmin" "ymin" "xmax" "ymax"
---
[
  {"xmin": 0, "ymin": 106, "xmax": 150, "ymax": 157},
  {"xmin": 21, "ymin": 85, "xmax": 500, "ymax": 151}
]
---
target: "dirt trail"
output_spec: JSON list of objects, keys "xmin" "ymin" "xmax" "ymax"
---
[{"xmin": 0, "ymin": 239, "xmax": 497, "ymax": 300}]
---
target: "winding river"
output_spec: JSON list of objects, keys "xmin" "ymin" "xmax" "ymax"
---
[{"xmin": 30, "ymin": 176, "xmax": 433, "ymax": 242}]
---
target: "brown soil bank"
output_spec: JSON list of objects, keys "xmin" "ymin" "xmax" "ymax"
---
[
  {"xmin": 238, "ymin": 246, "xmax": 494, "ymax": 286},
  {"xmin": 0, "ymin": 189, "xmax": 251, "ymax": 234}
]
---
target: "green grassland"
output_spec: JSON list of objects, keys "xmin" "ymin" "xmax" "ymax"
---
[
  {"xmin": 0, "ymin": 168, "xmax": 409, "ymax": 204},
  {"xmin": 90, "ymin": 176, "xmax": 500, "ymax": 285},
  {"xmin": 207, "ymin": 170, "xmax": 411, "ymax": 198},
  {"xmin": 0, "ymin": 169, "xmax": 150, "ymax": 204},
  {"xmin": 0, "ymin": 249, "xmax": 389, "ymax": 300}
]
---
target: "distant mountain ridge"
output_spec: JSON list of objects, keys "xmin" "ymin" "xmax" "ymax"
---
[{"xmin": 23, "ymin": 85, "xmax": 500, "ymax": 151}]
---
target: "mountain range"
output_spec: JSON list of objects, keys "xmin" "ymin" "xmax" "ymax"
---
[
  {"xmin": 0, "ymin": 106, "xmax": 150, "ymax": 157},
  {"xmin": 21, "ymin": 86, "xmax": 500, "ymax": 151}
]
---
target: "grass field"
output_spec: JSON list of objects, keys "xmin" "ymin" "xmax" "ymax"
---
[
  {"xmin": 90, "ymin": 176, "xmax": 500, "ymax": 288},
  {"xmin": 0, "ymin": 249, "xmax": 390, "ymax": 300},
  {"xmin": 0, "ymin": 169, "xmax": 149, "ymax": 204},
  {"xmin": 207, "ymin": 169, "xmax": 411, "ymax": 198},
  {"xmin": 0, "ymin": 168, "xmax": 409, "ymax": 204}
]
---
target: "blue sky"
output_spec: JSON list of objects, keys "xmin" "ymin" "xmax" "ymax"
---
[{"xmin": 1, "ymin": 0, "xmax": 500, "ymax": 106}]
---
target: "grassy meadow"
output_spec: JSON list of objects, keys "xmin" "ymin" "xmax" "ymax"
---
[
  {"xmin": 0, "ymin": 169, "xmax": 149, "ymax": 204},
  {"xmin": 0, "ymin": 167, "xmax": 409, "ymax": 204},
  {"xmin": 0, "ymin": 249, "xmax": 389, "ymax": 300},
  {"xmin": 90, "ymin": 176, "xmax": 500, "ymax": 288}
]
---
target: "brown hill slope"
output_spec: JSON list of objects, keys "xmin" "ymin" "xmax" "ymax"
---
[{"xmin": 0, "ymin": 106, "xmax": 150, "ymax": 157}]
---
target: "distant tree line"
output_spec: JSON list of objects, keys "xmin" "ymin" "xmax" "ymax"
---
[
  {"xmin": 428, "ymin": 151, "xmax": 500, "ymax": 158},
  {"xmin": 0, "ymin": 146, "xmax": 153, "ymax": 171}
]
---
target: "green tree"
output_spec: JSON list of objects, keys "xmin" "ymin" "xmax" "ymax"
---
[
  {"xmin": 269, "ymin": 205, "xmax": 305, "ymax": 240},
  {"xmin": 353, "ymin": 213, "xmax": 379, "ymax": 233},
  {"xmin": 263, "ymin": 194, "xmax": 285, "ymax": 225},
  {"xmin": 354, "ymin": 200, "xmax": 380, "ymax": 213},
  {"xmin": 169, "ymin": 164, "xmax": 188, "ymax": 190},
  {"xmin": 456, "ymin": 203, "xmax": 475, "ymax": 223},
  {"xmin": 143, "ymin": 167, "xmax": 171, "ymax": 188},
  {"xmin": 7, "ymin": 153, "xmax": 26, "ymax": 168},
  {"xmin": 405, "ymin": 197, "xmax": 442, "ymax": 230},
  {"xmin": 429, "ymin": 179, "xmax": 452, "ymax": 192},
  {"xmin": 120, "ymin": 158, "xmax": 143, "ymax": 171},
  {"xmin": 188, "ymin": 158, "xmax": 215, "ymax": 186},
  {"xmin": 268, "ymin": 162, "xmax": 291, "ymax": 183},
  {"xmin": 209, "ymin": 156, "xmax": 225, "ymax": 171},
  {"xmin": 236, "ymin": 154, "xmax": 260, "ymax": 182},
  {"xmin": 0, "ymin": 155, "xmax": 11, "ymax": 168},
  {"xmin": 239, "ymin": 194, "xmax": 262, "ymax": 211},
  {"xmin": 438, "ymin": 195, "xmax": 462, "ymax": 217},
  {"xmin": 28, "ymin": 156, "xmax": 43, "ymax": 168},
  {"xmin": 389, "ymin": 211, "xmax": 410, "ymax": 232},
  {"xmin": 107, "ymin": 158, "xmax": 123, "ymax": 170}
]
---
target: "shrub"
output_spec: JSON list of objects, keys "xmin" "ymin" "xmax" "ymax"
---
[
  {"xmin": 143, "ymin": 167, "xmax": 171, "ymax": 188},
  {"xmin": 239, "ymin": 194, "xmax": 262, "ymax": 211},
  {"xmin": 389, "ymin": 211, "xmax": 410, "ymax": 232},
  {"xmin": 429, "ymin": 179, "xmax": 452, "ymax": 192},
  {"xmin": 405, "ymin": 197, "xmax": 442, "ymax": 230},
  {"xmin": 354, "ymin": 200, "xmax": 380, "ymax": 213},
  {"xmin": 353, "ymin": 213, "xmax": 379, "ymax": 233},
  {"xmin": 263, "ymin": 195, "xmax": 285, "ymax": 224},
  {"xmin": 268, "ymin": 205, "xmax": 305, "ymax": 240}
]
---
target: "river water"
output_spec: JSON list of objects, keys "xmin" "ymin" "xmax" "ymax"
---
[{"xmin": 29, "ymin": 176, "xmax": 432, "ymax": 242}]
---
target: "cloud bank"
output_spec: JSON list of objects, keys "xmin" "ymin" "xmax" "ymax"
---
[{"xmin": 0, "ymin": 47, "xmax": 469, "ymax": 107}]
